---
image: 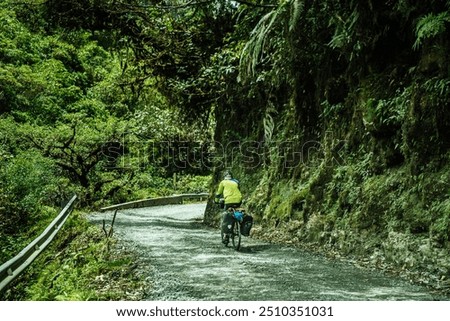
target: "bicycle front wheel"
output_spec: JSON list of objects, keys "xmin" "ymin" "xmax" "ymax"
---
[{"xmin": 231, "ymin": 221, "xmax": 241, "ymax": 251}]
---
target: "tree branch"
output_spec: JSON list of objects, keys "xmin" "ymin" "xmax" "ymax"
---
[
  {"xmin": 118, "ymin": 0, "xmax": 277, "ymax": 10},
  {"xmin": 233, "ymin": 0, "xmax": 277, "ymax": 8}
]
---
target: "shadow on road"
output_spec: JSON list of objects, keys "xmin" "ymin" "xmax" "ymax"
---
[{"xmin": 237, "ymin": 244, "xmax": 273, "ymax": 254}]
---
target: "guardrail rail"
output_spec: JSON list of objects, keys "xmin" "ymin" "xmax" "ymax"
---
[
  {"xmin": 99, "ymin": 193, "xmax": 209, "ymax": 212},
  {"xmin": 0, "ymin": 194, "xmax": 77, "ymax": 293}
]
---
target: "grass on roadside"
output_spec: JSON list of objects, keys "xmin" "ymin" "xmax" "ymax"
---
[{"xmin": 2, "ymin": 211, "xmax": 147, "ymax": 301}]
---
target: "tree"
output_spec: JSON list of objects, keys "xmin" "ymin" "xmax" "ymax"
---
[{"xmin": 24, "ymin": 116, "xmax": 128, "ymax": 204}]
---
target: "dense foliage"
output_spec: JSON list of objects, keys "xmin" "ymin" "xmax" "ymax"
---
[
  {"xmin": 0, "ymin": 0, "xmax": 212, "ymax": 225},
  {"xmin": 0, "ymin": 0, "xmax": 211, "ymax": 298}
]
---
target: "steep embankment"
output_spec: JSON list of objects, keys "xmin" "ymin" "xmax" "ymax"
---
[{"xmin": 204, "ymin": 2, "xmax": 450, "ymax": 295}]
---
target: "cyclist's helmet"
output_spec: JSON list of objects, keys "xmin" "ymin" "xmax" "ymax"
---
[{"xmin": 223, "ymin": 170, "xmax": 233, "ymax": 179}]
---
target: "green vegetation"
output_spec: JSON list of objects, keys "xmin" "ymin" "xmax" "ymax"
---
[
  {"xmin": 0, "ymin": 0, "xmax": 211, "ymax": 299},
  {"xmin": 2, "ymin": 211, "xmax": 146, "ymax": 300}
]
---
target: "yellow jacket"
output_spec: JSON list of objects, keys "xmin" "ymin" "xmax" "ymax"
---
[{"xmin": 215, "ymin": 178, "xmax": 242, "ymax": 204}]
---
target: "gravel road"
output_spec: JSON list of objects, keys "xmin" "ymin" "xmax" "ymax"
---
[{"xmin": 91, "ymin": 203, "xmax": 446, "ymax": 301}]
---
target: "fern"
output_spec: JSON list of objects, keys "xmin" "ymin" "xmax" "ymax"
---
[
  {"xmin": 328, "ymin": 9, "xmax": 359, "ymax": 51},
  {"xmin": 263, "ymin": 102, "xmax": 277, "ymax": 143},
  {"xmin": 240, "ymin": 10, "xmax": 278, "ymax": 77},
  {"xmin": 413, "ymin": 12, "xmax": 450, "ymax": 50},
  {"xmin": 240, "ymin": 0, "xmax": 304, "ymax": 79},
  {"xmin": 289, "ymin": 0, "xmax": 304, "ymax": 32}
]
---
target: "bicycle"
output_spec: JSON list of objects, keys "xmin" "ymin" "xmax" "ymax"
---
[{"xmin": 221, "ymin": 207, "xmax": 244, "ymax": 251}]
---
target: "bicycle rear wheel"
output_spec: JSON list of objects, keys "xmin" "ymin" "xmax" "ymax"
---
[{"xmin": 231, "ymin": 221, "xmax": 241, "ymax": 251}]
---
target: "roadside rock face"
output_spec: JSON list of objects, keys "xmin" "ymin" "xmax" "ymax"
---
[
  {"xmin": 92, "ymin": 204, "xmax": 447, "ymax": 300},
  {"xmin": 251, "ymin": 220, "xmax": 450, "ymax": 297}
]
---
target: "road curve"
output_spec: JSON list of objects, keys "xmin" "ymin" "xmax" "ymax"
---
[{"xmin": 91, "ymin": 203, "xmax": 446, "ymax": 301}]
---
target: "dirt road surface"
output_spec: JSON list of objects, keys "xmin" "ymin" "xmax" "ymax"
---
[{"xmin": 91, "ymin": 203, "xmax": 446, "ymax": 300}]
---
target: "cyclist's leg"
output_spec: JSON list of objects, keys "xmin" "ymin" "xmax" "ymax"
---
[
  {"xmin": 221, "ymin": 211, "xmax": 231, "ymax": 245},
  {"xmin": 222, "ymin": 203, "xmax": 241, "ymax": 245}
]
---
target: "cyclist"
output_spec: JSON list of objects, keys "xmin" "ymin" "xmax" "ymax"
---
[
  {"xmin": 215, "ymin": 170, "xmax": 242, "ymax": 209},
  {"xmin": 214, "ymin": 170, "xmax": 242, "ymax": 244}
]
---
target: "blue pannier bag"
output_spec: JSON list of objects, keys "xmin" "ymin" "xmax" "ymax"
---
[{"xmin": 233, "ymin": 211, "xmax": 244, "ymax": 222}]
